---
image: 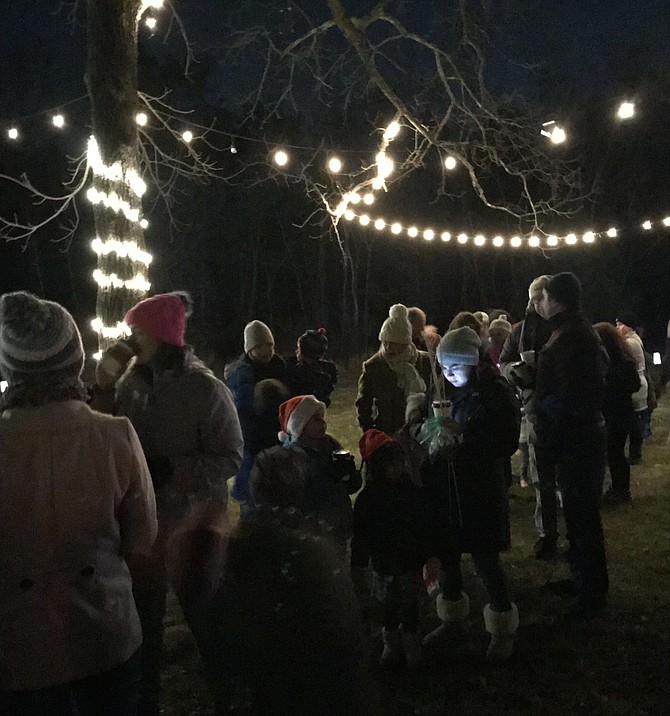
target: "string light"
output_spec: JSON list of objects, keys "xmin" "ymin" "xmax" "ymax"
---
[
  {"xmin": 91, "ymin": 237, "xmax": 152, "ymax": 266},
  {"xmin": 541, "ymin": 121, "xmax": 567, "ymax": 144},
  {"xmin": 642, "ymin": 220, "xmax": 652, "ymax": 230},
  {"xmin": 565, "ymin": 233, "xmax": 577, "ymax": 244},
  {"xmin": 139, "ymin": 218, "xmax": 149, "ymax": 229},
  {"xmin": 663, "ymin": 217, "xmax": 670, "ymax": 227},
  {"xmin": 7, "ymin": 127, "xmax": 18, "ymax": 140},
  {"xmin": 583, "ymin": 231, "xmax": 596, "ymax": 243},
  {"xmin": 617, "ymin": 101, "xmax": 635, "ymax": 120},
  {"xmin": 52, "ymin": 114, "xmax": 65, "ymax": 128},
  {"xmin": 327, "ymin": 156, "xmax": 342, "ymax": 173},
  {"xmin": 363, "ymin": 193, "xmax": 375, "ymax": 205},
  {"xmin": 349, "ymin": 192, "xmax": 361, "ymax": 204},
  {"xmin": 457, "ymin": 233, "xmax": 468, "ymax": 244},
  {"xmin": 135, "ymin": 112, "xmax": 148, "ymax": 126},
  {"xmin": 374, "ymin": 218, "xmax": 385, "ymax": 230},
  {"xmin": 359, "ymin": 214, "xmax": 370, "ymax": 226},
  {"xmin": 606, "ymin": 227, "xmax": 618, "ymax": 237},
  {"xmin": 383, "ymin": 121, "xmax": 400, "ymax": 141},
  {"xmin": 528, "ymin": 236, "xmax": 540, "ymax": 247},
  {"xmin": 182, "ymin": 130, "xmax": 194, "ymax": 143},
  {"xmin": 474, "ymin": 235, "xmax": 486, "ymax": 246},
  {"xmin": 344, "ymin": 209, "xmax": 355, "ymax": 221},
  {"xmin": 441, "ymin": 232, "xmax": 451, "ymax": 242},
  {"xmin": 444, "ymin": 156, "xmax": 457, "ymax": 170},
  {"xmin": 423, "ymin": 229, "xmax": 435, "ymax": 241},
  {"xmin": 273, "ymin": 149, "xmax": 288, "ymax": 166},
  {"xmin": 407, "ymin": 227, "xmax": 418, "ymax": 237},
  {"xmin": 510, "ymin": 236, "xmax": 522, "ymax": 248},
  {"xmin": 90, "ymin": 318, "xmax": 131, "ymax": 340},
  {"xmin": 493, "ymin": 236, "xmax": 504, "ymax": 247},
  {"xmin": 230, "ymin": 143, "xmax": 238, "ymax": 154},
  {"xmin": 145, "ymin": 17, "xmax": 157, "ymax": 30},
  {"xmin": 391, "ymin": 223, "xmax": 402, "ymax": 234},
  {"xmin": 93, "ymin": 269, "xmax": 151, "ymax": 292},
  {"xmin": 547, "ymin": 235, "xmax": 559, "ymax": 246}
]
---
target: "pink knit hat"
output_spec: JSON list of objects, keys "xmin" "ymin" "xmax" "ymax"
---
[
  {"xmin": 277, "ymin": 394, "xmax": 326, "ymax": 444},
  {"xmin": 124, "ymin": 291, "xmax": 193, "ymax": 346}
]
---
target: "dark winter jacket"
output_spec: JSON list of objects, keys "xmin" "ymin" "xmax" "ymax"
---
[
  {"xmin": 534, "ymin": 310, "xmax": 608, "ymax": 457},
  {"xmin": 356, "ymin": 350, "xmax": 433, "ymax": 435},
  {"xmin": 351, "ymin": 478, "xmax": 433, "ymax": 576},
  {"xmin": 602, "ymin": 355, "xmax": 639, "ymax": 423},
  {"xmin": 420, "ymin": 364, "xmax": 520, "ymax": 554},
  {"xmin": 209, "ymin": 507, "xmax": 365, "ymax": 715},
  {"xmin": 284, "ymin": 355, "xmax": 338, "ymax": 406}
]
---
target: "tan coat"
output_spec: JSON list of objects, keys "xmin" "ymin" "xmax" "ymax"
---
[{"xmin": 0, "ymin": 400, "xmax": 157, "ymax": 691}]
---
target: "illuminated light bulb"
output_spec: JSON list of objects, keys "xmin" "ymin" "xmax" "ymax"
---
[
  {"xmin": 52, "ymin": 114, "xmax": 65, "ymax": 128},
  {"xmin": 384, "ymin": 121, "xmax": 400, "ymax": 140},
  {"xmin": 493, "ymin": 236, "xmax": 504, "ymax": 247},
  {"xmin": 547, "ymin": 235, "xmax": 559, "ymax": 246},
  {"xmin": 474, "ymin": 235, "xmax": 486, "ymax": 246},
  {"xmin": 617, "ymin": 101, "xmax": 635, "ymax": 120},
  {"xmin": 374, "ymin": 218, "xmax": 385, "ymax": 230},
  {"xmin": 407, "ymin": 227, "xmax": 418, "ymax": 238},
  {"xmin": 565, "ymin": 233, "xmax": 577, "ymax": 245},
  {"xmin": 372, "ymin": 177, "xmax": 384, "ymax": 191},
  {"xmin": 457, "ymin": 233, "xmax": 468, "ymax": 244},
  {"xmin": 327, "ymin": 157, "xmax": 342, "ymax": 173},
  {"xmin": 344, "ymin": 209, "xmax": 355, "ymax": 221},
  {"xmin": 135, "ymin": 112, "xmax": 148, "ymax": 126},
  {"xmin": 642, "ymin": 220, "xmax": 652, "ymax": 230},
  {"xmin": 550, "ymin": 126, "xmax": 566, "ymax": 144},
  {"xmin": 273, "ymin": 149, "xmax": 289, "ymax": 166},
  {"xmin": 391, "ymin": 223, "xmax": 402, "ymax": 235},
  {"xmin": 7, "ymin": 127, "xmax": 18, "ymax": 140},
  {"xmin": 663, "ymin": 217, "xmax": 670, "ymax": 227},
  {"xmin": 444, "ymin": 156, "xmax": 457, "ymax": 171},
  {"xmin": 230, "ymin": 144, "xmax": 238, "ymax": 154},
  {"xmin": 510, "ymin": 236, "xmax": 522, "ymax": 248},
  {"xmin": 423, "ymin": 229, "xmax": 435, "ymax": 241},
  {"xmin": 440, "ymin": 231, "xmax": 451, "ymax": 242},
  {"xmin": 529, "ymin": 236, "xmax": 540, "ymax": 247},
  {"xmin": 182, "ymin": 130, "xmax": 194, "ymax": 143},
  {"xmin": 363, "ymin": 193, "xmax": 375, "ymax": 205},
  {"xmin": 376, "ymin": 152, "xmax": 394, "ymax": 178},
  {"xmin": 145, "ymin": 16, "xmax": 157, "ymax": 29},
  {"xmin": 583, "ymin": 231, "xmax": 596, "ymax": 243},
  {"xmin": 92, "ymin": 351, "xmax": 102, "ymax": 362},
  {"xmin": 606, "ymin": 227, "xmax": 618, "ymax": 237},
  {"xmin": 359, "ymin": 214, "xmax": 370, "ymax": 226},
  {"xmin": 350, "ymin": 192, "xmax": 361, "ymax": 204},
  {"xmin": 140, "ymin": 219, "xmax": 149, "ymax": 229}
]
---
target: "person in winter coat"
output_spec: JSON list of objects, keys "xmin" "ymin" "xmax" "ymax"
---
[
  {"xmin": 535, "ymin": 273, "xmax": 609, "ymax": 622},
  {"xmin": 224, "ymin": 320, "xmax": 287, "ymax": 510},
  {"xmin": 419, "ymin": 327, "xmax": 521, "ymax": 662},
  {"xmin": 500, "ymin": 275, "xmax": 559, "ymax": 560},
  {"xmin": 357, "ymin": 304, "xmax": 433, "ymax": 435},
  {"xmin": 615, "ymin": 312, "xmax": 648, "ymax": 465},
  {"xmin": 485, "ymin": 314, "xmax": 512, "ymax": 368},
  {"xmin": 351, "ymin": 429, "xmax": 437, "ymax": 668},
  {"xmin": 284, "ymin": 327, "xmax": 338, "ymax": 405},
  {"xmin": 593, "ymin": 323, "xmax": 640, "ymax": 504},
  {"xmin": 91, "ymin": 291, "xmax": 243, "ymax": 716},
  {"xmin": 0, "ymin": 292, "xmax": 157, "ymax": 716},
  {"xmin": 199, "ymin": 446, "xmax": 366, "ymax": 715}
]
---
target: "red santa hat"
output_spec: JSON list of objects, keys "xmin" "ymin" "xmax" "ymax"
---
[
  {"xmin": 278, "ymin": 394, "xmax": 326, "ymax": 444},
  {"xmin": 124, "ymin": 291, "xmax": 193, "ymax": 346},
  {"xmin": 359, "ymin": 429, "xmax": 396, "ymax": 462}
]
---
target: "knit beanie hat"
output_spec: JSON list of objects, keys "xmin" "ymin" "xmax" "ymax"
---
[
  {"xmin": 0, "ymin": 291, "xmax": 84, "ymax": 384},
  {"xmin": 244, "ymin": 320, "xmax": 274, "ymax": 354},
  {"xmin": 489, "ymin": 314, "xmax": 512, "ymax": 337},
  {"xmin": 546, "ymin": 272, "xmax": 582, "ymax": 311},
  {"xmin": 298, "ymin": 327, "xmax": 328, "ymax": 358},
  {"xmin": 616, "ymin": 311, "xmax": 639, "ymax": 331},
  {"xmin": 379, "ymin": 304, "xmax": 412, "ymax": 344},
  {"xmin": 437, "ymin": 326, "xmax": 482, "ymax": 367},
  {"xmin": 359, "ymin": 429, "xmax": 396, "ymax": 462},
  {"xmin": 278, "ymin": 394, "xmax": 326, "ymax": 443},
  {"xmin": 124, "ymin": 291, "xmax": 193, "ymax": 346},
  {"xmin": 528, "ymin": 275, "xmax": 551, "ymax": 302}
]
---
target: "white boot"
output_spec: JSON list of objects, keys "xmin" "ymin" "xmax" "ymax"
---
[
  {"xmin": 400, "ymin": 629, "xmax": 422, "ymax": 669},
  {"xmin": 380, "ymin": 628, "xmax": 402, "ymax": 665},
  {"xmin": 422, "ymin": 592, "xmax": 470, "ymax": 646},
  {"xmin": 483, "ymin": 603, "xmax": 519, "ymax": 663}
]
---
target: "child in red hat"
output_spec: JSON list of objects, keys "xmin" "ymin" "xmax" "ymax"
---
[{"xmin": 351, "ymin": 429, "xmax": 437, "ymax": 668}]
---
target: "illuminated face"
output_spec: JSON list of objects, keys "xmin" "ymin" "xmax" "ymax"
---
[
  {"xmin": 540, "ymin": 288, "xmax": 562, "ymax": 319},
  {"xmin": 301, "ymin": 411, "xmax": 326, "ymax": 441},
  {"xmin": 131, "ymin": 326, "xmax": 161, "ymax": 365},
  {"xmin": 442, "ymin": 363, "xmax": 474, "ymax": 387},
  {"xmin": 249, "ymin": 342, "xmax": 275, "ymax": 365},
  {"xmin": 382, "ymin": 341, "xmax": 406, "ymax": 357}
]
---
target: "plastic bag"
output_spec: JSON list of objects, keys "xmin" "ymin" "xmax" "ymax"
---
[{"xmin": 417, "ymin": 415, "xmax": 463, "ymax": 458}]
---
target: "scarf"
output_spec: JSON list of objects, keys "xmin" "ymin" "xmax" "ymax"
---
[{"xmin": 381, "ymin": 342, "xmax": 426, "ymax": 397}]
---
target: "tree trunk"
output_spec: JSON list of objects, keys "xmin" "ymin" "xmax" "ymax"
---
[{"xmin": 86, "ymin": 0, "xmax": 147, "ymax": 349}]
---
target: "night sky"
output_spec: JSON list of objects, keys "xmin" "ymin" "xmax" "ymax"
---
[{"xmin": 1, "ymin": 0, "xmax": 670, "ymax": 346}]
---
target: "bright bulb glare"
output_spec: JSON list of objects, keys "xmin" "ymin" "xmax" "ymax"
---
[
  {"xmin": 372, "ymin": 177, "xmax": 384, "ymax": 190},
  {"xmin": 607, "ymin": 227, "xmax": 618, "ymax": 237},
  {"xmin": 510, "ymin": 236, "xmax": 522, "ymax": 248},
  {"xmin": 391, "ymin": 223, "xmax": 402, "ymax": 235},
  {"xmin": 140, "ymin": 219, "xmax": 149, "ymax": 229},
  {"xmin": 182, "ymin": 130, "xmax": 194, "ymax": 143},
  {"xmin": 529, "ymin": 236, "xmax": 540, "ymax": 247},
  {"xmin": 135, "ymin": 112, "xmax": 148, "ymax": 126},
  {"xmin": 344, "ymin": 209, "xmax": 355, "ymax": 221},
  {"xmin": 145, "ymin": 17, "xmax": 157, "ymax": 29},
  {"xmin": 617, "ymin": 102, "xmax": 635, "ymax": 120},
  {"xmin": 350, "ymin": 192, "xmax": 361, "ymax": 204},
  {"xmin": 457, "ymin": 233, "xmax": 468, "ymax": 244},
  {"xmin": 642, "ymin": 220, "xmax": 652, "ymax": 230},
  {"xmin": 663, "ymin": 217, "xmax": 670, "ymax": 227},
  {"xmin": 359, "ymin": 214, "xmax": 370, "ymax": 226},
  {"xmin": 474, "ymin": 235, "xmax": 486, "ymax": 246},
  {"xmin": 441, "ymin": 232, "xmax": 451, "ymax": 242},
  {"xmin": 327, "ymin": 157, "xmax": 342, "ymax": 173},
  {"xmin": 8, "ymin": 128, "xmax": 18, "ymax": 140},
  {"xmin": 363, "ymin": 193, "xmax": 375, "ymax": 205},
  {"xmin": 583, "ymin": 231, "xmax": 595, "ymax": 243},
  {"xmin": 52, "ymin": 114, "xmax": 65, "ymax": 128},
  {"xmin": 384, "ymin": 121, "xmax": 400, "ymax": 139},
  {"xmin": 273, "ymin": 149, "xmax": 288, "ymax": 166},
  {"xmin": 550, "ymin": 126, "xmax": 566, "ymax": 144},
  {"xmin": 423, "ymin": 229, "xmax": 435, "ymax": 241},
  {"xmin": 407, "ymin": 227, "xmax": 418, "ymax": 238},
  {"xmin": 565, "ymin": 233, "xmax": 577, "ymax": 245},
  {"xmin": 493, "ymin": 236, "xmax": 504, "ymax": 247},
  {"xmin": 547, "ymin": 235, "xmax": 559, "ymax": 246},
  {"xmin": 374, "ymin": 219, "xmax": 385, "ymax": 230},
  {"xmin": 444, "ymin": 156, "xmax": 457, "ymax": 171}
]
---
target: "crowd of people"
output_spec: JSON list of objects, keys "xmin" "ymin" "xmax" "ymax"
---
[{"xmin": 0, "ymin": 274, "xmax": 663, "ymax": 715}]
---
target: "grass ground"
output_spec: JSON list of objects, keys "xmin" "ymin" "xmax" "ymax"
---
[{"xmin": 162, "ymin": 370, "xmax": 670, "ymax": 715}]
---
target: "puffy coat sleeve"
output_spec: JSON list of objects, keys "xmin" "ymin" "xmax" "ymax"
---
[{"xmin": 118, "ymin": 418, "xmax": 158, "ymax": 556}]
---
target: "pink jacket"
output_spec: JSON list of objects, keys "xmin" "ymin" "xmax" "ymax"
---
[{"xmin": 0, "ymin": 400, "xmax": 157, "ymax": 691}]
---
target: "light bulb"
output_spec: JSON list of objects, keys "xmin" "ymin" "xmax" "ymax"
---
[
  {"xmin": 457, "ymin": 233, "xmax": 468, "ymax": 244},
  {"xmin": 384, "ymin": 121, "xmax": 400, "ymax": 140},
  {"xmin": 440, "ymin": 231, "xmax": 451, "ymax": 242},
  {"xmin": 565, "ymin": 233, "xmax": 577, "ymax": 245},
  {"xmin": 359, "ymin": 214, "xmax": 370, "ymax": 226},
  {"xmin": 547, "ymin": 235, "xmax": 559, "ymax": 246},
  {"xmin": 474, "ymin": 235, "xmax": 486, "ymax": 246},
  {"xmin": 663, "ymin": 217, "xmax": 670, "ymax": 227},
  {"xmin": 407, "ymin": 227, "xmax": 418, "ymax": 238},
  {"xmin": 145, "ymin": 17, "xmax": 157, "ymax": 29},
  {"xmin": 606, "ymin": 227, "xmax": 618, "ymax": 237},
  {"xmin": 52, "ymin": 114, "xmax": 65, "ymax": 128},
  {"xmin": 391, "ymin": 223, "xmax": 402, "ymax": 234},
  {"xmin": 444, "ymin": 156, "xmax": 457, "ymax": 171},
  {"xmin": 423, "ymin": 229, "xmax": 435, "ymax": 241},
  {"xmin": 344, "ymin": 209, "xmax": 355, "ymax": 221},
  {"xmin": 273, "ymin": 149, "xmax": 288, "ymax": 166},
  {"xmin": 642, "ymin": 220, "xmax": 652, "ymax": 230},
  {"xmin": 140, "ymin": 219, "xmax": 149, "ymax": 229},
  {"xmin": 550, "ymin": 126, "xmax": 566, "ymax": 144},
  {"xmin": 374, "ymin": 218, "xmax": 385, "ymax": 230},
  {"xmin": 327, "ymin": 157, "xmax": 342, "ymax": 173},
  {"xmin": 528, "ymin": 236, "xmax": 540, "ymax": 247},
  {"xmin": 8, "ymin": 127, "xmax": 18, "ymax": 140},
  {"xmin": 363, "ymin": 193, "xmax": 374, "ymax": 205},
  {"xmin": 182, "ymin": 130, "xmax": 194, "ymax": 143},
  {"xmin": 493, "ymin": 236, "xmax": 504, "ymax": 247},
  {"xmin": 617, "ymin": 101, "xmax": 635, "ymax": 120},
  {"xmin": 230, "ymin": 144, "xmax": 238, "ymax": 154},
  {"xmin": 583, "ymin": 231, "xmax": 595, "ymax": 243},
  {"xmin": 510, "ymin": 236, "xmax": 522, "ymax": 248},
  {"xmin": 135, "ymin": 112, "xmax": 148, "ymax": 126}
]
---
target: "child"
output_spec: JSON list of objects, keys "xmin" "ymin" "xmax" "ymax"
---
[
  {"xmin": 274, "ymin": 395, "xmax": 362, "ymax": 554},
  {"xmin": 285, "ymin": 328, "xmax": 338, "ymax": 406},
  {"xmin": 351, "ymin": 429, "xmax": 437, "ymax": 668}
]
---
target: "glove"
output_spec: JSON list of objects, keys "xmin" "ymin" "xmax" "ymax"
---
[
  {"xmin": 95, "ymin": 340, "xmax": 136, "ymax": 389},
  {"xmin": 508, "ymin": 361, "xmax": 535, "ymax": 390}
]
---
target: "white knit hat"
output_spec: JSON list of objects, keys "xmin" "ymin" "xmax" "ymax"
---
[
  {"xmin": 244, "ymin": 320, "xmax": 274, "ymax": 354},
  {"xmin": 277, "ymin": 394, "xmax": 326, "ymax": 443},
  {"xmin": 437, "ymin": 327, "xmax": 482, "ymax": 367},
  {"xmin": 489, "ymin": 314, "xmax": 512, "ymax": 337},
  {"xmin": 378, "ymin": 304, "xmax": 412, "ymax": 344}
]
